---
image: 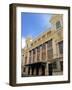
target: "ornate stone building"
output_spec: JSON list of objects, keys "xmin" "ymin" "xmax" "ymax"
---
[{"xmin": 21, "ymin": 14, "xmax": 63, "ymax": 77}]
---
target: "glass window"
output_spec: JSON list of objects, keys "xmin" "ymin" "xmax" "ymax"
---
[
  {"xmin": 47, "ymin": 49, "xmax": 53, "ymax": 59},
  {"xmin": 56, "ymin": 21, "xmax": 61, "ymax": 29},
  {"xmin": 60, "ymin": 61, "xmax": 63, "ymax": 71},
  {"xmin": 58, "ymin": 41, "xmax": 63, "ymax": 54},
  {"xmin": 28, "ymin": 67, "xmax": 30, "ymax": 75},
  {"xmin": 37, "ymin": 46, "xmax": 40, "ymax": 52},
  {"xmin": 42, "ymin": 44, "xmax": 46, "ymax": 50},
  {"xmin": 29, "ymin": 51, "xmax": 31, "ymax": 63},
  {"xmin": 47, "ymin": 39, "xmax": 53, "ymax": 59},
  {"xmin": 47, "ymin": 39, "xmax": 52, "ymax": 48}
]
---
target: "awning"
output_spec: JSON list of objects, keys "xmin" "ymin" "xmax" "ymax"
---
[{"xmin": 25, "ymin": 61, "xmax": 46, "ymax": 67}]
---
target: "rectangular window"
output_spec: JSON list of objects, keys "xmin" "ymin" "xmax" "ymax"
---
[
  {"xmin": 42, "ymin": 52, "xmax": 46, "ymax": 60},
  {"xmin": 58, "ymin": 41, "xmax": 63, "ymax": 54},
  {"xmin": 47, "ymin": 49, "xmax": 53, "ymax": 59},
  {"xmin": 28, "ymin": 67, "xmax": 30, "ymax": 75},
  {"xmin": 23, "ymin": 67, "xmax": 25, "ymax": 72},
  {"xmin": 52, "ymin": 62, "xmax": 57, "ymax": 69},
  {"xmin": 42, "ymin": 44, "xmax": 46, "ymax": 60},
  {"xmin": 47, "ymin": 39, "xmax": 53, "ymax": 59},
  {"xmin": 29, "ymin": 51, "xmax": 31, "ymax": 63},
  {"xmin": 42, "ymin": 44, "xmax": 46, "ymax": 50},
  {"xmin": 56, "ymin": 21, "xmax": 61, "ymax": 29},
  {"xmin": 37, "ymin": 46, "xmax": 40, "ymax": 61},
  {"xmin": 60, "ymin": 61, "xmax": 63, "ymax": 71},
  {"xmin": 33, "ymin": 49, "xmax": 35, "ymax": 62},
  {"xmin": 47, "ymin": 39, "xmax": 52, "ymax": 48},
  {"xmin": 37, "ymin": 46, "xmax": 40, "ymax": 53}
]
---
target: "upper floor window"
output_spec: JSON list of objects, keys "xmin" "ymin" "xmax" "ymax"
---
[
  {"xmin": 37, "ymin": 46, "xmax": 40, "ymax": 53},
  {"xmin": 33, "ymin": 49, "xmax": 35, "ymax": 54},
  {"xmin": 47, "ymin": 39, "xmax": 52, "ymax": 48},
  {"xmin": 58, "ymin": 41, "xmax": 63, "ymax": 54},
  {"xmin": 56, "ymin": 21, "xmax": 61, "ymax": 29},
  {"xmin": 42, "ymin": 44, "xmax": 46, "ymax": 50}
]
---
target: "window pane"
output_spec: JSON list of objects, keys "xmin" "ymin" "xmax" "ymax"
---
[
  {"xmin": 47, "ymin": 49, "xmax": 53, "ymax": 59},
  {"xmin": 42, "ymin": 44, "xmax": 46, "ymax": 50},
  {"xmin": 60, "ymin": 61, "xmax": 63, "ymax": 71},
  {"xmin": 47, "ymin": 39, "xmax": 52, "ymax": 48},
  {"xmin": 56, "ymin": 21, "xmax": 61, "ymax": 29},
  {"xmin": 59, "ymin": 41, "xmax": 63, "ymax": 54}
]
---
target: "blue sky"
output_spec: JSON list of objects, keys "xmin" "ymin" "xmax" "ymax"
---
[
  {"xmin": 21, "ymin": 12, "xmax": 52, "ymax": 38},
  {"xmin": 21, "ymin": 12, "xmax": 52, "ymax": 48}
]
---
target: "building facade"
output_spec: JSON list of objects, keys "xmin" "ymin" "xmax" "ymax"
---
[{"xmin": 21, "ymin": 14, "xmax": 63, "ymax": 77}]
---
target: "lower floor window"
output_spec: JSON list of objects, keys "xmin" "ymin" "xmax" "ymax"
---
[
  {"xmin": 60, "ymin": 61, "xmax": 63, "ymax": 71},
  {"xmin": 52, "ymin": 62, "xmax": 57, "ymax": 69},
  {"xmin": 23, "ymin": 67, "xmax": 25, "ymax": 72}
]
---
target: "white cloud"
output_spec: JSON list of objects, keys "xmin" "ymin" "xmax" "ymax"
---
[{"xmin": 22, "ymin": 37, "xmax": 26, "ymax": 48}]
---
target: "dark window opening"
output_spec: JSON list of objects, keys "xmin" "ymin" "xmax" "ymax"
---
[
  {"xmin": 48, "ymin": 63, "xmax": 53, "ymax": 75},
  {"xmin": 23, "ymin": 67, "xmax": 25, "ymax": 72},
  {"xmin": 52, "ymin": 62, "xmax": 57, "ymax": 69},
  {"xmin": 33, "ymin": 49, "xmax": 35, "ymax": 54},
  {"xmin": 36, "ymin": 67, "xmax": 39, "ymax": 75},
  {"xmin": 37, "ymin": 46, "xmax": 40, "ymax": 52},
  {"xmin": 32, "ymin": 68, "xmax": 34, "ymax": 75},
  {"xmin": 28, "ymin": 67, "xmax": 30, "ymax": 75},
  {"xmin": 60, "ymin": 61, "xmax": 63, "ymax": 71},
  {"xmin": 42, "ymin": 66, "xmax": 45, "ymax": 75},
  {"xmin": 58, "ymin": 41, "xmax": 63, "ymax": 54}
]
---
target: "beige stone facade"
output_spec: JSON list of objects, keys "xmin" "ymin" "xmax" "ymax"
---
[{"xmin": 21, "ymin": 14, "xmax": 63, "ymax": 77}]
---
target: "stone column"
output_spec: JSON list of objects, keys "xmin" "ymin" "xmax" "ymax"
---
[
  {"xmin": 45, "ymin": 62, "xmax": 49, "ymax": 76},
  {"xmin": 40, "ymin": 46, "xmax": 42, "ymax": 61}
]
